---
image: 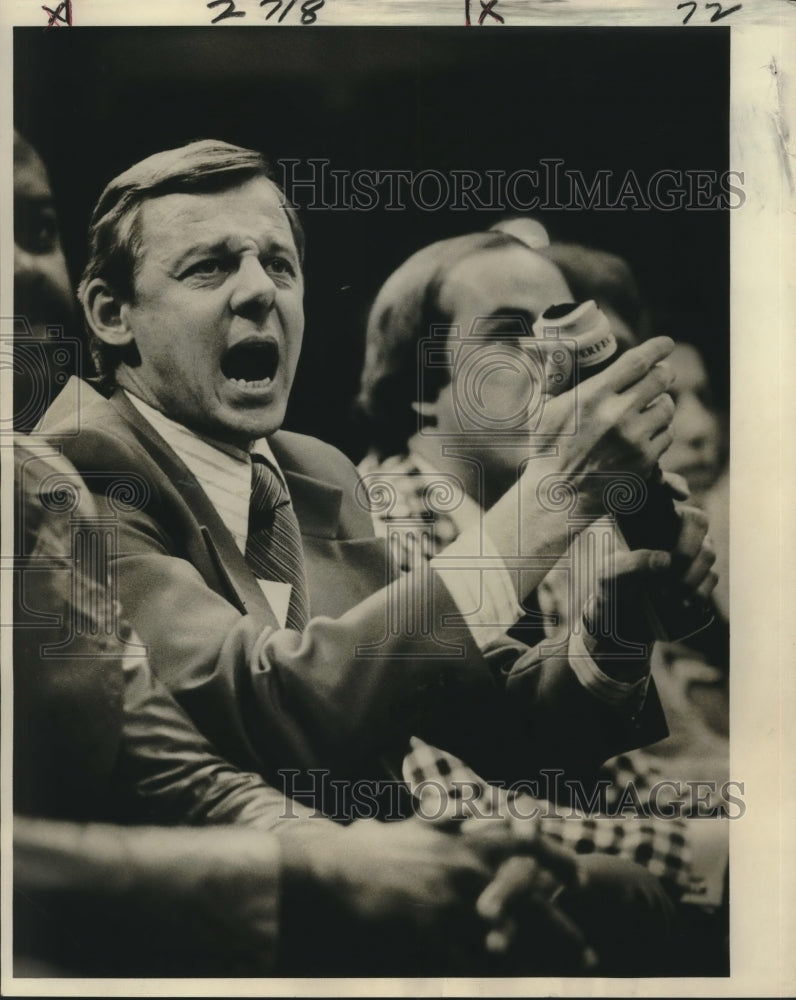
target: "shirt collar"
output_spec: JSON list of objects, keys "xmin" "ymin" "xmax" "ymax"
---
[
  {"xmin": 124, "ymin": 390, "xmax": 286, "ymax": 554},
  {"xmin": 124, "ymin": 391, "xmax": 282, "ymax": 475}
]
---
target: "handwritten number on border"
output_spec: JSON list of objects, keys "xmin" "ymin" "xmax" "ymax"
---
[
  {"xmin": 259, "ymin": 0, "xmax": 325, "ymax": 23},
  {"xmin": 207, "ymin": 0, "xmax": 245, "ymax": 24},
  {"xmin": 677, "ymin": 1, "xmax": 742, "ymax": 24},
  {"xmin": 676, "ymin": 1, "xmax": 697, "ymax": 22},
  {"xmin": 705, "ymin": 2, "xmax": 742, "ymax": 22}
]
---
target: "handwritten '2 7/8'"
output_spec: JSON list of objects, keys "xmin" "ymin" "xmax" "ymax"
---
[{"xmin": 207, "ymin": 0, "xmax": 325, "ymax": 24}]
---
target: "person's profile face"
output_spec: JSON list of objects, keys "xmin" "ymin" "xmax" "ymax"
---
[
  {"xmin": 658, "ymin": 342, "xmax": 722, "ymax": 494},
  {"xmin": 425, "ymin": 245, "xmax": 571, "ymax": 480},
  {"xmin": 13, "ymin": 134, "xmax": 74, "ymax": 337},
  {"xmin": 13, "ymin": 133, "xmax": 77, "ymax": 431},
  {"xmin": 116, "ymin": 176, "xmax": 305, "ymax": 448}
]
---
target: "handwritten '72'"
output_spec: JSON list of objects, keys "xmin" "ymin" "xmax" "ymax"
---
[{"xmin": 676, "ymin": 2, "xmax": 742, "ymax": 23}]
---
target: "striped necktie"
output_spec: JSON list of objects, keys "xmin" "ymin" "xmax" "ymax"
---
[{"xmin": 246, "ymin": 455, "xmax": 310, "ymax": 632}]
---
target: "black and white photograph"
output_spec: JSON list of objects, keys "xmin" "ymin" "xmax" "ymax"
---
[{"xmin": 2, "ymin": 4, "xmax": 793, "ymax": 995}]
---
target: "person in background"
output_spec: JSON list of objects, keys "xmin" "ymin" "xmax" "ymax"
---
[
  {"xmin": 12, "ymin": 131, "xmax": 86, "ymax": 432},
  {"xmin": 356, "ymin": 231, "xmax": 727, "ymax": 975},
  {"xmin": 659, "ymin": 339, "xmax": 728, "ymax": 619}
]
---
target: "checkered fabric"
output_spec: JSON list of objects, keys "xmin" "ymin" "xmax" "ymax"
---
[
  {"xmin": 364, "ymin": 452, "xmax": 700, "ymax": 896},
  {"xmin": 403, "ymin": 737, "xmax": 697, "ymax": 895},
  {"xmin": 357, "ymin": 453, "xmax": 461, "ymax": 571}
]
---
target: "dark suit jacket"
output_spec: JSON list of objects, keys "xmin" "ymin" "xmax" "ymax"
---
[
  {"xmin": 13, "ymin": 436, "xmax": 319, "ymax": 830},
  {"xmin": 41, "ymin": 378, "xmax": 666, "ymax": 792}
]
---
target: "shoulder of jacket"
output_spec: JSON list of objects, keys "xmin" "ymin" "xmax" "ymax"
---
[{"xmin": 270, "ymin": 429, "xmax": 361, "ymax": 487}]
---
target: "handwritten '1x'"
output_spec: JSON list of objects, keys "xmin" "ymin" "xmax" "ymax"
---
[{"xmin": 465, "ymin": 0, "xmax": 504, "ymax": 26}]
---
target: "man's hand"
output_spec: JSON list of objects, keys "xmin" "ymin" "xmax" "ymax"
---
[
  {"xmin": 278, "ymin": 813, "xmax": 598, "ymax": 975},
  {"xmin": 582, "ymin": 505, "xmax": 718, "ymax": 672},
  {"xmin": 278, "ymin": 817, "xmax": 494, "ymax": 974},
  {"xmin": 533, "ymin": 336, "xmax": 677, "ymax": 517},
  {"xmin": 460, "ymin": 814, "xmax": 597, "ymax": 973},
  {"xmin": 670, "ymin": 505, "xmax": 719, "ymax": 607},
  {"xmin": 410, "ymin": 785, "xmax": 599, "ymax": 973},
  {"xmin": 482, "ymin": 338, "xmax": 677, "ymax": 599}
]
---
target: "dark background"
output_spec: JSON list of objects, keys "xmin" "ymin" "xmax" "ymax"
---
[{"xmin": 15, "ymin": 26, "xmax": 730, "ymax": 460}]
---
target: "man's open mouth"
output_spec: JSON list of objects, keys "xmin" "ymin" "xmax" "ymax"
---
[{"xmin": 221, "ymin": 340, "xmax": 279, "ymax": 389}]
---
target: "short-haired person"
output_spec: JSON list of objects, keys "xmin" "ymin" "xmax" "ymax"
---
[
  {"xmin": 12, "ymin": 141, "xmax": 605, "ymax": 979},
  {"xmin": 43, "ymin": 140, "xmax": 683, "ymax": 808},
  {"xmin": 357, "ymin": 233, "xmax": 717, "ymax": 725},
  {"xmin": 356, "ymin": 232, "xmax": 724, "ymax": 971},
  {"xmin": 357, "ymin": 232, "xmax": 714, "ymax": 632}
]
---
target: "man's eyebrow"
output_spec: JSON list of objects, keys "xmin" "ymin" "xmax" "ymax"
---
[
  {"xmin": 260, "ymin": 236, "xmax": 300, "ymax": 262},
  {"xmin": 171, "ymin": 236, "xmax": 299, "ymax": 270},
  {"xmin": 170, "ymin": 240, "xmax": 232, "ymax": 270}
]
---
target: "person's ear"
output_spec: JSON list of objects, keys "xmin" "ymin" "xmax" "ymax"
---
[{"xmin": 82, "ymin": 279, "xmax": 134, "ymax": 347}]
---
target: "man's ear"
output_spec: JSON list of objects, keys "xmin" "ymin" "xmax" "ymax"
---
[{"xmin": 82, "ymin": 279, "xmax": 134, "ymax": 347}]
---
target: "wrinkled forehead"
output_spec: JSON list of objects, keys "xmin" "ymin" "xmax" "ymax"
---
[
  {"xmin": 438, "ymin": 244, "xmax": 572, "ymax": 325},
  {"xmin": 134, "ymin": 176, "xmax": 297, "ymax": 260}
]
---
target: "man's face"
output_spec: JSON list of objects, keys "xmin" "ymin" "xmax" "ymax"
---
[
  {"xmin": 13, "ymin": 133, "xmax": 76, "ymax": 431},
  {"xmin": 14, "ymin": 135, "xmax": 74, "ymax": 337},
  {"xmin": 116, "ymin": 177, "xmax": 304, "ymax": 448},
  {"xmin": 658, "ymin": 342, "xmax": 722, "ymax": 495},
  {"xmin": 426, "ymin": 245, "xmax": 571, "ymax": 482}
]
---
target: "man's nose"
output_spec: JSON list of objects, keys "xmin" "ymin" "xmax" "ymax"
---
[{"xmin": 229, "ymin": 257, "xmax": 277, "ymax": 315}]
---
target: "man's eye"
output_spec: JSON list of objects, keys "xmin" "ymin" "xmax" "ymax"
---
[
  {"xmin": 15, "ymin": 207, "xmax": 59, "ymax": 255},
  {"xmin": 186, "ymin": 259, "xmax": 226, "ymax": 277},
  {"xmin": 266, "ymin": 256, "xmax": 294, "ymax": 276}
]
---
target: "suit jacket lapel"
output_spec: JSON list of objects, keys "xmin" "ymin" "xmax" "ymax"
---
[
  {"xmin": 107, "ymin": 390, "xmax": 280, "ymax": 628},
  {"xmin": 269, "ymin": 436, "xmax": 345, "ymax": 540},
  {"xmin": 282, "ymin": 470, "xmax": 343, "ymax": 539}
]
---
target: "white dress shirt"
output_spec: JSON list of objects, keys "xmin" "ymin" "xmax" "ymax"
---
[{"xmin": 126, "ymin": 393, "xmax": 293, "ymax": 624}]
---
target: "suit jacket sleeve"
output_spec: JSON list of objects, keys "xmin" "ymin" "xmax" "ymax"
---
[
  {"xmin": 407, "ymin": 627, "xmax": 666, "ymax": 792},
  {"xmin": 116, "ymin": 630, "xmax": 320, "ymax": 828},
  {"xmin": 13, "ymin": 817, "xmax": 282, "ymax": 977},
  {"xmin": 113, "ymin": 501, "xmax": 665, "ymax": 793},
  {"xmin": 110, "ymin": 500, "xmax": 491, "ymax": 782},
  {"xmin": 42, "ymin": 386, "xmax": 664, "ymax": 790}
]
